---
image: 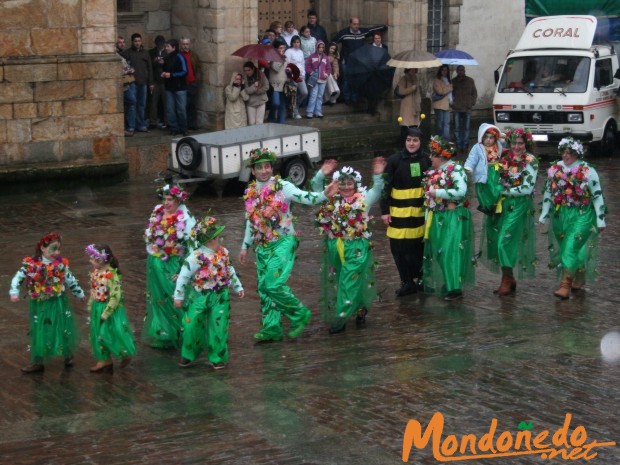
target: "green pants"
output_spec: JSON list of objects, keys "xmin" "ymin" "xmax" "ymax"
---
[
  {"xmin": 181, "ymin": 288, "xmax": 230, "ymax": 363},
  {"xmin": 254, "ymin": 235, "xmax": 311, "ymax": 339}
]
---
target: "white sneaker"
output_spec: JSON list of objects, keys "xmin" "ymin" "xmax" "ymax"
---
[{"xmin": 293, "ymin": 114, "xmax": 302, "ymax": 120}]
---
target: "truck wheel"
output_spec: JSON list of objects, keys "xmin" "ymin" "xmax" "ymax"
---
[
  {"xmin": 176, "ymin": 137, "xmax": 202, "ymax": 170},
  {"xmin": 283, "ymin": 159, "xmax": 308, "ymax": 187},
  {"xmin": 597, "ymin": 121, "xmax": 616, "ymax": 157}
]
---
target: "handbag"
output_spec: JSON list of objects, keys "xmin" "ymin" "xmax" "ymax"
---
[
  {"xmin": 326, "ymin": 74, "xmax": 340, "ymax": 96},
  {"xmin": 394, "ymin": 86, "xmax": 405, "ymax": 99},
  {"xmin": 431, "ymin": 92, "xmax": 445, "ymax": 102},
  {"xmin": 307, "ymin": 69, "xmax": 319, "ymax": 88}
]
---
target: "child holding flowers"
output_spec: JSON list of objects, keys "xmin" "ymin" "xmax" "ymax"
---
[
  {"xmin": 85, "ymin": 244, "xmax": 136, "ymax": 373},
  {"xmin": 423, "ymin": 136, "xmax": 475, "ymax": 301},
  {"xmin": 310, "ymin": 157, "xmax": 386, "ymax": 333},
  {"xmin": 539, "ymin": 137, "xmax": 606, "ymax": 299},
  {"xmin": 10, "ymin": 233, "xmax": 85, "ymax": 373},
  {"xmin": 481, "ymin": 127, "xmax": 538, "ymax": 296},
  {"xmin": 174, "ymin": 216, "xmax": 244, "ymax": 369},
  {"xmin": 144, "ymin": 184, "xmax": 196, "ymax": 349}
]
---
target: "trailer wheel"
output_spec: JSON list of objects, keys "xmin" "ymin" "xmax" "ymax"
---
[
  {"xmin": 597, "ymin": 121, "xmax": 617, "ymax": 157},
  {"xmin": 283, "ymin": 158, "xmax": 308, "ymax": 186},
  {"xmin": 176, "ymin": 137, "xmax": 202, "ymax": 170}
]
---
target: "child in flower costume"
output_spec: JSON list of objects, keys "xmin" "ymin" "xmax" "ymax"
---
[
  {"xmin": 422, "ymin": 136, "xmax": 475, "ymax": 301},
  {"xmin": 310, "ymin": 157, "xmax": 386, "ymax": 333},
  {"xmin": 238, "ymin": 148, "xmax": 338, "ymax": 342},
  {"xmin": 144, "ymin": 184, "xmax": 196, "ymax": 348},
  {"xmin": 481, "ymin": 127, "xmax": 538, "ymax": 296},
  {"xmin": 539, "ymin": 137, "xmax": 606, "ymax": 299},
  {"xmin": 464, "ymin": 123, "xmax": 504, "ymax": 214},
  {"xmin": 10, "ymin": 233, "xmax": 85, "ymax": 373},
  {"xmin": 174, "ymin": 216, "xmax": 244, "ymax": 369},
  {"xmin": 85, "ymin": 244, "xmax": 136, "ymax": 373}
]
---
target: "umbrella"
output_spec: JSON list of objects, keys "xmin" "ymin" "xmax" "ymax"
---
[
  {"xmin": 387, "ymin": 49, "xmax": 442, "ymax": 69},
  {"xmin": 231, "ymin": 43, "xmax": 284, "ymax": 63},
  {"xmin": 344, "ymin": 44, "xmax": 395, "ymax": 98},
  {"xmin": 434, "ymin": 49, "xmax": 479, "ymax": 66}
]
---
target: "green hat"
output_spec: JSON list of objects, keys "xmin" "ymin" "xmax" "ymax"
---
[
  {"xmin": 246, "ymin": 148, "xmax": 277, "ymax": 167},
  {"xmin": 190, "ymin": 216, "xmax": 225, "ymax": 246}
]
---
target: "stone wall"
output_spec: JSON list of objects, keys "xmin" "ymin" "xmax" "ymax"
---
[{"xmin": 0, "ymin": 0, "xmax": 126, "ymax": 178}]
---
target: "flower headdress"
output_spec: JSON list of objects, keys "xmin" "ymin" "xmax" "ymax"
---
[
  {"xmin": 428, "ymin": 135, "xmax": 455, "ymax": 159},
  {"xmin": 190, "ymin": 216, "xmax": 226, "ymax": 247},
  {"xmin": 246, "ymin": 148, "xmax": 277, "ymax": 167},
  {"xmin": 505, "ymin": 127, "xmax": 534, "ymax": 150},
  {"xmin": 558, "ymin": 137, "xmax": 585, "ymax": 157},
  {"xmin": 85, "ymin": 244, "xmax": 110, "ymax": 262},
  {"xmin": 37, "ymin": 233, "xmax": 61, "ymax": 251},
  {"xmin": 157, "ymin": 184, "xmax": 188, "ymax": 203},
  {"xmin": 332, "ymin": 166, "xmax": 362, "ymax": 185}
]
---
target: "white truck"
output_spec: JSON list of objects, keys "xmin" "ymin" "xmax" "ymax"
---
[
  {"xmin": 493, "ymin": 15, "xmax": 620, "ymax": 155},
  {"xmin": 168, "ymin": 123, "xmax": 322, "ymax": 186}
]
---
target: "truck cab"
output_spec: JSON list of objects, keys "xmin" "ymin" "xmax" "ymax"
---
[{"xmin": 493, "ymin": 15, "xmax": 620, "ymax": 155}]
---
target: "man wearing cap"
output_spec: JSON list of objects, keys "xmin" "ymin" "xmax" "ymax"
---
[
  {"xmin": 148, "ymin": 35, "xmax": 168, "ymax": 129},
  {"xmin": 238, "ymin": 149, "xmax": 339, "ymax": 342},
  {"xmin": 380, "ymin": 127, "xmax": 432, "ymax": 296}
]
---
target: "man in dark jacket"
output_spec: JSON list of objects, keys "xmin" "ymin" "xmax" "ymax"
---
[
  {"xmin": 380, "ymin": 126, "xmax": 431, "ymax": 296},
  {"xmin": 148, "ymin": 35, "xmax": 168, "ymax": 129},
  {"xmin": 162, "ymin": 39, "xmax": 188, "ymax": 136},
  {"xmin": 122, "ymin": 33, "xmax": 154, "ymax": 133},
  {"xmin": 452, "ymin": 66, "xmax": 478, "ymax": 154},
  {"xmin": 307, "ymin": 10, "xmax": 328, "ymax": 44}
]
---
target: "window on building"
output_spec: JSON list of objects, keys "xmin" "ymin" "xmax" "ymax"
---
[
  {"xmin": 117, "ymin": 0, "xmax": 131, "ymax": 12},
  {"xmin": 427, "ymin": 0, "xmax": 443, "ymax": 53}
]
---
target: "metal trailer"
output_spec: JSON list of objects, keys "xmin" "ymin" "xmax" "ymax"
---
[{"xmin": 168, "ymin": 123, "xmax": 322, "ymax": 186}]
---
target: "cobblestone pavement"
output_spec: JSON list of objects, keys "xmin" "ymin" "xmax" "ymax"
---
[{"xmin": 0, "ymin": 156, "xmax": 618, "ymax": 464}]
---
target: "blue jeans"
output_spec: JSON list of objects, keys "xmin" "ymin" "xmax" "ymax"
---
[
  {"xmin": 454, "ymin": 111, "xmax": 471, "ymax": 150},
  {"xmin": 124, "ymin": 83, "xmax": 137, "ymax": 131},
  {"xmin": 135, "ymin": 83, "xmax": 148, "ymax": 130},
  {"xmin": 434, "ymin": 109, "xmax": 451, "ymax": 142},
  {"xmin": 166, "ymin": 90, "xmax": 188, "ymax": 133},
  {"xmin": 341, "ymin": 62, "xmax": 358, "ymax": 103},
  {"xmin": 306, "ymin": 82, "xmax": 326, "ymax": 116},
  {"xmin": 268, "ymin": 90, "xmax": 287, "ymax": 124}
]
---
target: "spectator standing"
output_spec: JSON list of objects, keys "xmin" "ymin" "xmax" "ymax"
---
[
  {"xmin": 269, "ymin": 21, "xmax": 284, "ymax": 41},
  {"xmin": 122, "ymin": 33, "xmax": 154, "ymax": 133},
  {"xmin": 396, "ymin": 68, "xmax": 421, "ymax": 143},
  {"xmin": 268, "ymin": 40, "xmax": 289, "ymax": 124},
  {"xmin": 432, "ymin": 64, "xmax": 453, "ymax": 141},
  {"xmin": 366, "ymin": 32, "xmax": 389, "ymax": 115},
  {"xmin": 180, "ymin": 37, "xmax": 201, "ymax": 130},
  {"xmin": 148, "ymin": 35, "xmax": 168, "ymax": 129},
  {"xmin": 332, "ymin": 17, "xmax": 387, "ymax": 104},
  {"xmin": 323, "ymin": 42, "xmax": 340, "ymax": 105},
  {"xmin": 161, "ymin": 39, "xmax": 188, "ymax": 136},
  {"xmin": 116, "ymin": 36, "xmax": 125, "ymax": 54},
  {"xmin": 451, "ymin": 66, "xmax": 478, "ymax": 154},
  {"xmin": 117, "ymin": 37, "xmax": 136, "ymax": 137},
  {"xmin": 305, "ymin": 41, "xmax": 331, "ymax": 119},
  {"xmin": 224, "ymin": 72, "xmax": 249, "ymax": 129},
  {"xmin": 307, "ymin": 10, "xmax": 328, "ymax": 44},
  {"xmin": 242, "ymin": 62, "xmax": 269, "ymax": 125},
  {"xmin": 281, "ymin": 21, "xmax": 299, "ymax": 47},
  {"xmin": 285, "ymin": 36, "xmax": 308, "ymax": 119},
  {"xmin": 300, "ymin": 26, "xmax": 317, "ymax": 59}
]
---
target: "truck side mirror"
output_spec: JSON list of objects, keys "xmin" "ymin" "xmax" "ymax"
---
[{"xmin": 494, "ymin": 69, "xmax": 500, "ymax": 85}]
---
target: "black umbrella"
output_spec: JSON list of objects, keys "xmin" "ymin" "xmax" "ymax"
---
[{"xmin": 344, "ymin": 44, "xmax": 395, "ymax": 98}]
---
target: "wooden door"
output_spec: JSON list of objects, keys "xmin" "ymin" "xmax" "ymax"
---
[{"xmin": 258, "ymin": 0, "xmax": 312, "ymax": 36}]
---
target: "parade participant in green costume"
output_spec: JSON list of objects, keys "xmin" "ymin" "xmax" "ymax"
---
[
  {"xmin": 481, "ymin": 127, "xmax": 538, "ymax": 296},
  {"xmin": 10, "ymin": 233, "xmax": 85, "ymax": 373},
  {"xmin": 85, "ymin": 243, "xmax": 136, "ymax": 373},
  {"xmin": 422, "ymin": 136, "xmax": 475, "ymax": 301},
  {"xmin": 174, "ymin": 216, "xmax": 244, "ymax": 369},
  {"xmin": 238, "ymin": 148, "xmax": 339, "ymax": 342},
  {"xmin": 311, "ymin": 157, "xmax": 386, "ymax": 334},
  {"xmin": 144, "ymin": 184, "xmax": 196, "ymax": 348},
  {"xmin": 539, "ymin": 137, "xmax": 606, "ymax": 299}
]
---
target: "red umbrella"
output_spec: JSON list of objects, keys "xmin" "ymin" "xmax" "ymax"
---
[{"xmin": 231, "ymin": 44, "xmax": 284, "ymax": 63}]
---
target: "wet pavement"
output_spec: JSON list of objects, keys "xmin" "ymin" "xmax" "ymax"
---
[{"xmin": 0, "ymin": 155, "xmax": 618, "ymax": 464}]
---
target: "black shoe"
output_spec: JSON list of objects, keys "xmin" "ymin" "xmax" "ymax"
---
[
  {"xmin": 178, "ymin": 357, "xmax": 192, "ymax": 368},
  {"xmin": 444, "ymin": 290, "xmax": 463, "ymax": 301},
  {"xmin": 21, "ymin": 363, "xmax": 44, "ymax": 373},
  {"xmin": 356, "ymin": 308, "xmax": 368, "ymax": 327},
  {"xmin": 212, "ymin": 362, "xmax": 227, "ymax": 370},
  {"xmin": 395, "ymin": 282, "xmax": 417, "ymax": 297},
  {"xmin": 329, "ymin": 324, "xmax": 346, "ymax": 334},
  {"xmin": 64, "ymin": 356, "xmax": 74, "ymax": 368}
]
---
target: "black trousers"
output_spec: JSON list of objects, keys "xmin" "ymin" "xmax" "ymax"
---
[{"xmin": 389, "ymin": 237, "xmax": 424, "ymax": 284}]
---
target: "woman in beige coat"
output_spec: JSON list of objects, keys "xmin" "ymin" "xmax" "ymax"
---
[
  {"xmin": 268, "ymin": 40, "xmax": 289, "ymax": 123},
  {"xmin": 396, "ymin": 68, "xmax": 421, "ymax": 142},
  {"xmin": 431, "ymin": 64, "xmax": 453, "ymax": 141},
  {"xmin": 242, "ymin": 62, "xmax": 269, "ymax": 125},
  {"xmin": 224, "ymin": 72, "xmax": 249, "ymax": 129}
]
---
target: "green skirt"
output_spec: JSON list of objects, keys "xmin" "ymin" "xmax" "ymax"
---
[
  {"xmin": 319, "ymin": 237, "xmax": 376, "ymax": 327},
  {"xmin": 90, "ymin": 301, "xmax": 136, "ymax": 361},
  {"xmin": 548, "ymin": 205, "xmax": 599, "ymax": 280},
  {"xmin": 144, "ymin": 254, "xmax": 184, "ymax": 348},
  {"xmin": 28, "ymin": 294, "xmax": 79, "ymax": 363},
  {"xmin": 423, "ymin": 207, "xmax": 475, "ymax": 296},
  {"xmin": 475, "ymin": 165, "xmax": 503, "ymax": 211},
  {"xmin": 480, "ymin": 195, "xmax": 537, "ymax": 278}
]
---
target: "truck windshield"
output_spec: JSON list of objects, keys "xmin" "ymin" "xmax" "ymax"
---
[{"xmin": 497, "ymin": 56, "xmax": 590, "ymax": 93}]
